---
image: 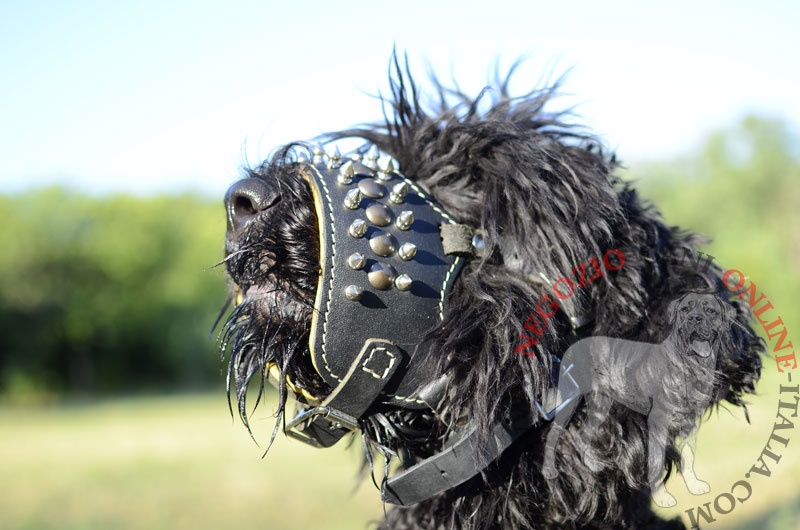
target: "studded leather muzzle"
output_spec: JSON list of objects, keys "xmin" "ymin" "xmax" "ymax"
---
[
  {"xmin": 275, "ymin": 145, "xmax": 575, "ymax": 506},
  {"xmin": 283, "ymin": 145, "xmax": 474, "ymax": 449}
]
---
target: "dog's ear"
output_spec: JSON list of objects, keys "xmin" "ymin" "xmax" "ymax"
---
[
  {"xmin": 718, "ymin": 296, "xmax": 736, "ymax": 323},
  {"xmin": 667, "ymin": 294, "xmax": 686, "ymax": 322}
]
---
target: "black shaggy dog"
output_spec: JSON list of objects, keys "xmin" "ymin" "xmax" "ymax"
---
[{"xmin": 219, "ymin": 60, "xmax": 763, "ymax": 529}]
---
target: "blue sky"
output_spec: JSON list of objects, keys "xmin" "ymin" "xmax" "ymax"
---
[{"xmin": 1, "ymin": 0, "xmax": 797, "ymax": 196}]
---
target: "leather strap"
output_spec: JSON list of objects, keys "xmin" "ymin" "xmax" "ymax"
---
[
  {"xmin": 286, "ymin": 339, "xmax": 402, "ymax": 447},
  {"xmin": 383, "ymin": 409, "xmax": 536, "ymax": 505},
  {"xmin": 382, "ymin": 355, "xmax": 581, "ymax": 505}
]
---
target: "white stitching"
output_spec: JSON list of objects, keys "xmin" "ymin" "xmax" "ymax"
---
[
  {"xmin": 387, "ymin": 394, "xmax": 427, "ymax": 404},
  {"xmin": 403, "ymin": 178, "xmax": 456, "ymax": 223},
  {"xmin": 315, "ymin": 169, "xmax": 342, "ymax": 382},
  {"xmin": 439, "ymin": 256, "xmax": 461, "ymax": 321},
  {"xmin": 388, "ymin": 176, "xmax": 459, "ymax": 403},
  {"xmin": 361, "ymin": 347, "xmax": 396, "ymax": 379}
]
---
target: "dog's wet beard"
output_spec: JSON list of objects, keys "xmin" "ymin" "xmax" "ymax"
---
[{"xmin": 220, "ymin": 148, "xmax": 330, "ymax": 436}]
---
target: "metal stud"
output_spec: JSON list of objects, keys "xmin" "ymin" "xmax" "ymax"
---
[
  {"xmin": 344, "ymin": 285, "xmax": 363, "ymax": 301},
  {"xmin": 365, "ymin": 145, "xmax": 380, "ymax": 169},
  {"xmin": 472, "ymin": 233, "xmax": 486, "ymax": 257},
  {"xmin": 312, "ymin": 143, "xmax": 325, "ymax": 164},
  {"xmin": 344, "ymin": 188, "xmax": 362, "ymax": 210},
  {"xmin": 377, "ymin": 158, "xmax": 395, "ymax": 181},
  {"xmin": 390, "ymin": 182, "xmax": 408, "ymax": 204},
  {"xmin": 367, "ymin": 262, "xmax": 397, "ymax": 290},
  {"xmin": 353, "ymin": 161, "xmax": 374, "ymax": 177},
  {"xmin": 395, "ymin": 274, "xmax": 413, "ymax": 291},
  {"xmin": 398, "ymin": 242, "xmax": 417, "ymax": 261},
  {"xmin": 350, "ymin": 152, "xmax": 363, "ymax": 162},
  {"xmin": 358, "ymin": 179, "xmax": 385, "ymax": 199},
  {"xmin": 337, "ymin": 160, "xmax": 355, "ymax": 185},
  {"xmin": 369, "ymin": 231, "xmax": 397, "ymax": 257},
  {"xmin": 395, "ymin": 210, "xmax": 414, "ymax": 230},
  {"xmin": 327, "ymin": 145, "xmax": 342, "ymax": 169},
  {"xmin": 348, "ymin": 219, "xmax": 367, "ymax": 238},
  {"xmin": 347, "ymin": 252, "xmax": 366, "ymax": 270},
  {"xmin": 365, "ymin": 203, "xmax": 392, "ymax": 226}
]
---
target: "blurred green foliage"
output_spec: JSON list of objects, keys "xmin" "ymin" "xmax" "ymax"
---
[
  {"xmin": 0, "ymin": 190, "xmax": 227, "ymax": 398},
  {"xmin": 0, "ymin": 115, "xmax": 797, "ymax": 401},
  {"xmin": 631, "ymin": 115, "xmax": 800, "ymax": 330}
]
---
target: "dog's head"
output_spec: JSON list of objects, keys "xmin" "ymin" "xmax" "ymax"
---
[
  {"xmin": 667, "ymin": 291, "xmax": 736, "ymax": 358},
  {"xmin": 219, "ymin": 60, "xmax": 764, "ymax": 525}
]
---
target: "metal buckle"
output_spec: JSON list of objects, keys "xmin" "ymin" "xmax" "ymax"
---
[
  {"xmin": 536, "ymin": 362, "xmax": 581, "ymax": 420},
  {"xmin": 285, "ymin": 406, "xmax": 359, "ymax": 447}
]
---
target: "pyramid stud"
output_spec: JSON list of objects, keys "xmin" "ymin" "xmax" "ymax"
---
[
  {"xmin": 327, "ymin": 145, "xmax": 342, "ymax": 168},
  {"xmin": 337, "ymin": 160, "xmax": 355, "ymax": 184},
  {"xmin": 348, "ymin": 219, "xmax": 367, "ymax": 238},
  {"xmin": 344, "ymin": 285, "xmax": 363, "ymax": 301},
  {"xmin": 347, "ymin": 252, "xmax": 366, "ymax": 270},
  {"xmin": 398, "ymin": 242, "xmax": 417, "ymax": 261},
  {"xmin": 395, "ymin": 274, "xmax": 413, "ymax": 291},
  {"xmin": 366, "ymin": 203, "xmax": 392, "ymax": 226},
  {"xmin": 344, "ymin": 188, "xmax": 362, "ymax": 209},
  {"xmin": 395, "ymin": 210, "xmax": 414, "ymax": 230},
  {"xmin": 390, "ymin": 182, "xmax": 408, "ymax": 204},
  {"xmin": 358, "ymin": 179, "xmax": 385, "ymax": 199},
  {"xmin": 369, "ymin": 231, "xmax": 396, "ymax": 257},
  {"xmin": 367, "ymin": 262, "xmax": 397, "ymax": 290}
]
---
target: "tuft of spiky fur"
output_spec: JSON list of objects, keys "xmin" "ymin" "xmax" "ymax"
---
[{"xmin": 220, "ymin": 57, "xmax": 763, "ymax": 529}]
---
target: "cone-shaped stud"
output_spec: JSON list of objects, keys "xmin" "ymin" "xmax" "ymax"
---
[
  {"xmin": 369, "ymin": 232, "xmax": 396, "ymax": 257},
  {"xmin": 344, "ymin": 188, "xmax": 362, "ymax": 210},
  {"xmin": 395, "ymin": 210, "xmax": 414, "ymax": 230},
  {"xmin": 347, "ymin": 252, "xmax": 366, "ymax": 270},
  {"xmin": 348, "ymin": 219, "xmax": 367, "ymax": 238},
  {"xmin": 390, "ymin": 182, "xmax": 408, "ymax": 204},
  {"xmin": 327, "ymin": 145, "xmax": 342, "ymax": 168},
  {"xmin": 344, "ymin": 285, "xmax": 363, "ymax": 301},
  {"xmin": 312, "ymin": 143, "xmax": 325, "ymax": 164},
  {"xmin": 366, "ymin": 145, "xmax": 379, "ymax": 160},
  {"xmin": 367, "ymin": 262, "xmax": 397, "ymax": 290},
  {"xmin": 394, "ymin": 274, "xmax": 413, "ymax": 291},
  {"xmin": 398, "ymin": 242, "xmax": 417, "ymax": 261},
  {"xmin": 377, "ymin": 158, "xmax": 395, "ymax": 181},
  {"xmin": 365, "ymin": 145, "xmax": 380, "ymax": 169},
  {"xmin": 366, "ymin": 203, "xmax": 392, "ymax": 226},
  {"xmin": 337, "ymin": 160, "xmax": 355, "ymax": 184}
]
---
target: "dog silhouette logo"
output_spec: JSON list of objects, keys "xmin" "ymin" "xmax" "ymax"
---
[{"xmin": 542, "ymin": 291, "xmax": 736, "ymax": 507}]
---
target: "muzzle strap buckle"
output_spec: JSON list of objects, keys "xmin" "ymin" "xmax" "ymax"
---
[{"xmin": 285, "ymin": 339, "xmax": 402, "ymax": 448}]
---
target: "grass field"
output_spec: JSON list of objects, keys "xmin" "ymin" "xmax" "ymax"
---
[{"xmin": 1, "ymin": 365, "xmax": 798, "ymax": 530}]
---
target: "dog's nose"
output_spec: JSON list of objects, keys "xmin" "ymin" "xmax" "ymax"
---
[{"xmin": 225, "ymin": 178, "xmax": 280, "ymax": 238}]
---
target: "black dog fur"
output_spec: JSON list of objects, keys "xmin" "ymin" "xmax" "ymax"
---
[
  {"xmin": 220, "ymin": 59, "xmax": 764, "ymax": 529},
  {"xmin": 542, "ymin": 291, "xmax": 736, "ymax": 508}
]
